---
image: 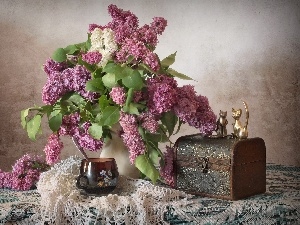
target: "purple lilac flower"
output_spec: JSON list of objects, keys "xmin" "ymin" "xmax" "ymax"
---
[
  {"xmin": 115, "ymin": 39, "xmax": 146, "ymax": 63},
  {"xmin": 58, "ymin": 113, "xmax": 103, "ymax": 152},
  {"xmin": 119, "ymin": 112, "xmax": 146, "ymax": 163},
  {"xmin": 58, "ymin": 113, "xmax": 80, "ymax": 136},
  {"xmin": 173, "ymin": 85, "xmax": 217, "ymax": 135},
  {"xmin": 42, "ymin": 63, "xmax": 99, "ymax": 105},
  {"xmin": 146, "ymin": 74, "xmax": 178, "ymax": 115},
  {"xmin": 0, "ymin": 154, "xmax": 48, "ymax": 190},
  {"xmin": 160, "ymin": 146, "xmax": 175, "ymax": 187},
  {"xmin": 187, "ymin": 95, "xmax": 217, "ymax": 135},
  {"xmin": 114, "ymin": 38, "xmax": 161, "ymax": 72},
  {"xmin": 107, "ymin": 4, "xmax": 139, "ymax": 44},
  {"xmin": 0, "ymin": 170, "xmax": 12, "ymax": 189},
  {"xmin": 60, "ymin": 68, "xmax": 75, "ymax": 92},
  {"xmin": 107, "ymin": 4, "xmax": 164, "ymax": 71},
  {"xmin": 151, "ymin": 17, "xmax": 168, "ymax": 35},
  {"xmin": 173, "ymin": 85, "xmax": 198, "ymax": 122},
  {"xmin": 88, "ymin": 23, "xmax": 105, "ymax": 33},
  {"xmin": 43, "ymin": 133, "xmax": 63, "ymax": 165},
  {"xmin": 138, "ymin": 24, "xmax": 158, "ymax": 47},
  {"xmin": 11, "ymin": 170, "xmax": 40, "ymax": 191},
  {"xmin": 173, "ymin": 98, "xmax": 198, "ymax": 122},
  {"xmin": 144, "ymin": 52, "xmax": 160, "ymax": 71},
  {"xmin": 109, "ymin": 87, "xmax": 126, "ymax": 105},
  {"xmin": 129, "ymin": 40, "xmax": 148, "ymax": 60},
  {"xmin": 72, "ymin": 65, "xmax": 99, "ymax": 101},
  {"xmin": 138, "ymin": 112, "xmax": 159, "ymax": 133},
  {"xmin": 131, "ymin": 91, "xmax": 142, "ymax": 103},
  {"xmin": 119, "ymin": 111, "xmax": 137, "ymax": 133},
  {"xmin": 113, "ymin": 26, "xmax": 129, "ymax": 44},
  {"xmin": 66, "ymin": 65, "xmax": 99, "ymax": 101},
  {"xmin": 43, "ymin": 58, "xmax": 68, "ymax": 76},
  {"xmin": 11, "ymin": 154, "xmax": 44, "ymax": 174},
  {"xmin": 121, "ymin": 132, "xmax": 146, "ymax": 164},
  {"xmin": 42, "ymin": 71, "xmax": 65, "ymax": 105},
  {"xmin": 73, "ymin": 122, "xmax": 104, "ymax": 152},
  {"xmin": 115, "ymin": 48, "xmax": 128, "ymax": 63},
  {"xmin": 108, "ymin": 4, "xmax": 138, "ymax": 26},
  {"xmin": 82, "ymin": 51, "xmax": 103, "ymax": 65}
]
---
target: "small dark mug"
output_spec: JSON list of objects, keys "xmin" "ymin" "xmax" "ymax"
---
[{"xmin": 76, "ymin": 158, "xmax": 119, "ymax": 195}]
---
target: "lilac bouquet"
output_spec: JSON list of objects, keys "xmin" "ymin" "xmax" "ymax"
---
[{"xmin": 21, "ymin": 5, "xmax": 216, "ymax": 186}]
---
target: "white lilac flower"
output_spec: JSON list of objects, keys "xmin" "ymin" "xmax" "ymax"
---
[{"xmin": 90, "ymin": 28, "xmax": 118, "ymax": 67}]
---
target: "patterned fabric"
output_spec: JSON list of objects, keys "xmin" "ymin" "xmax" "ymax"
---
[{"xmin": 0, "ymin": 164, "xmax": 299, "ymax": 224}]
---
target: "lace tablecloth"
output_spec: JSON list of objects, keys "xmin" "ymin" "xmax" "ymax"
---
[{"xmin": 0, "ymin": 163, "xmax": 299, "ymax": 225}]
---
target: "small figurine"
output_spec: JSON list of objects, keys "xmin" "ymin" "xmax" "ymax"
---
[
  {"xmin": 216, "ymin": 110, "xmax": 228, "ymax": 137},
  {"xmin": 232, "ymin": 101, "xmax": 249, "ymax": 139}
]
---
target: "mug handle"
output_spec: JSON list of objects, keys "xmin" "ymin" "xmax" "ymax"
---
[{"xmin": 76, "ymin": 175, "xmax": 89, "ymax": 189}]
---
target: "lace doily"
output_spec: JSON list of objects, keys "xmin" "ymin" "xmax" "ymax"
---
[{"xmin": 34, "ymin": 156, "xmax": 193, "ymax": 224}]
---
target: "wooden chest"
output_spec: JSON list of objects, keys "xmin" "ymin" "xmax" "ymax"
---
[{"xmin": 174, "ymin": 134, "xmax": 266, "ymax": 200}]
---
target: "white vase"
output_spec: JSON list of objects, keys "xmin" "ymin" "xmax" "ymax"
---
[{"xmin": 100, "ymin": 129, "xmax": 140, "ymax": 179}]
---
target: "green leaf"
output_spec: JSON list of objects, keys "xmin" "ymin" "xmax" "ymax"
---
[
  {"xmin": 27, "ymin": 115, "xmax": 42, "ymax": 140},
  {"xmin": 123, "ymin": 89, "xmax": 140, "ymax": 114},
  {"xmin": 99, "ymin": 95, "xmax": 110, "ymax": 111},
  {"xmin": 147, "ymin": 141, "xmax": 164, "ymax": 158},
  {"xmin": 138, "ymin": 126, "xmax": 145, "ymax": 139},
  {"xmin": 167, "ymin": 68, "xmax": 193, "ymax": 80},
  {"xmin": 103, "ymin": 62, "xmax": 123, "ymax": 74},
  {"xmin": 99, "ymin": 106, "xmax": 120, "ymax": 126},
  {"xmin": 123, "ymin": 88, "xmax": 134, "ymax": 113},
  {"xmin": 64, "ymin": 45, "xmax": 78, "ymax": 54},
  {"xmin": 126, "ymin": 55, "xmax": 135, "ymax": 64},
  {"xmin": 174, "ymin": 119, "xmax": 184, "ymax": 135},
  {"xmin": 147, "ymin": 142, "xmax": 162, "ymax": 166},
  {"xmin": 102, "ymin": 127, "xmax": 112, "ymax": 142},
  {"xmin": 131, "ymin": 102, "xmax": 146, "ymax": 110},
  {"xmin": 94, "ymin": 113, "xmax": 102, "ymax": 123},
  {"xmin": 88, "ymin": 123, "xmax": 103, "ymax": 140},
  {"xmin": 126, "ymin": 103, "xmax": 139, "ymax": 115},
  {"xmin": 122, "ymin": 70, "xmax": 144, "ymax": 90},
  {"xmin": 161, "ymin": 111, "xmax": 178, "ymax": 136},
  {"xmin": 139, "ymin": 63, "xmax": 156, "ymax": 74},
  {"xmin": 92, "ymin": 68, "xmax": 103, "ymax": 79},
  {"xmin": 75, "ymin": 42, "xmax": 86, "ymax": 51},
  {"xmin": 84, "ymin": 102, "xmax": 93, "ymax": 113},
  {"xmin": 135, "ymin": 154, "xmax": 159, "ymax": 183},
  {"xmin": 121, "ymin": 66, "xmax": 134, "ymax": 77},
  {"xmin": 40, "ymin": 105, "xmax": 54, "ymax": 116},
  {"xmin": 50, "ymin": 109, "xmax": 61, "ymax": 117},
  {"xmin": 104, "ymin": 63, "xmax": 131, "ymax": 81},
  {"xmin": 59, "ymin": 100, "xmax": 77, "ymax": 113},
  {"xmin": 161, "ymin": 52, "xmax": 177, "ymax": 68},
  {"xmin": 52, "ymin": 48, "xmax": 67, "ymax": 62},
  {"xmin": 102, "ymin": 73, "xmax": 117, "ymax": 88},
  {"xmin": 146, "ymin": 129, "xmax": 168, "ymax": 143},
  {"xmin": 85, "ymin": 35, "xmax": 91, "ymax": 51},
  {"xmin": 49, "ymin": 113, "xmax": 62, "ymax": 132},
  {"xmin": 85, "ymin": 78, "xmax": 105, "ymax": 93},
  {"xmin": 21, "ymin": 109, "xmax": 30, "ymax": 129},
  {"xmin": 66, "ymin": 93, "xmax": 86, "ymax": 106},
  {"xmin": 149, "ymin": 148, "xmax": 160, "ymax": 165}
]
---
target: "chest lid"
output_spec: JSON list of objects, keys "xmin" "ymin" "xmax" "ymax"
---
[{"xmin": 175, "ymin": 134, "xmax": 238, "ymax": 168}]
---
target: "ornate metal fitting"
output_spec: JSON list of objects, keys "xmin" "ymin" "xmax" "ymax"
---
[{"xmin": 201, "ymin": 157, "xmax": 209, "ymax": 173}]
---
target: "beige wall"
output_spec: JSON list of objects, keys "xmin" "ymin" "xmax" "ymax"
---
[{"xmin": 0, "ymin": 0, "xmax": 299, "ymax": 171}]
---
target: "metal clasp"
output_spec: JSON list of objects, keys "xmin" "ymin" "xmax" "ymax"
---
[{"xmin": 201, "ymin": 157, "xmax": 209, "ymax": 173}]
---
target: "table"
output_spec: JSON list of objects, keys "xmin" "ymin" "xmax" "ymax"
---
[{"xmin": 0, "ymin": 164, "xmax": 299, "ymax": 224}]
